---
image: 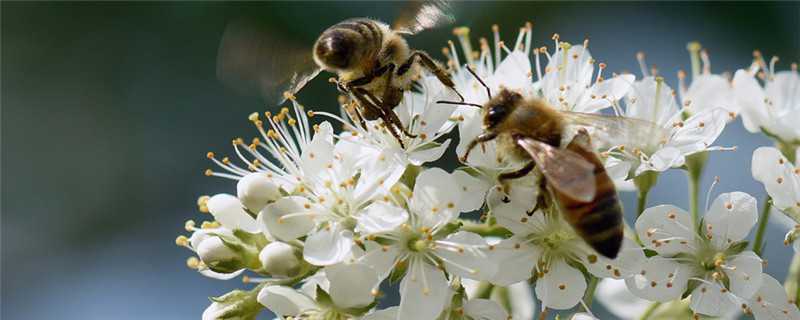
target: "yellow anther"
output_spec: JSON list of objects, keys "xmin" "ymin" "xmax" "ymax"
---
[
  {"xmin": 206, "ymin": 152, "xmax": 215, "ymax": 159},
  {"xmin": 186, "ymin": 257, "xmax": 200, "ymax": 269},
  {"xmin": 204, "ymin": 169, "xmax": 213, "ymax": 176},
  {"xmin": 287, "ymin": 118, "xmax": 297, "ymax": 126},
  {"xmin": 175, "ymin": 235, "xmax": 189, "ymax": 247},
  {"xmin": 248, "ymin": 112, "xmax": 260, "ymax": 122},
  {"xmin": 283, "ymin": 91, "xmax": 296, "ymax": 101},
  {"xmin": 307, "ymin": 110, "xmax": 315, "ymax": 117},
  {"xmin": 452, "ymin": 26, "xmax": 470, "ymax": 36},
  {"xmin": 184, "ymin": 219, "xmax": 196, "ymax": 231}
]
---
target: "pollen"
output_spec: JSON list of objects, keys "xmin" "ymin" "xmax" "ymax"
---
[
  {"xmin": 558, "ymin": 284, "xmax": 566, "ymax": 290},
  {"xmin": 175, "ymin": 235, "xmax": 189, "ymax": 247},
  {"xmin": 186, "ymin": 257, "xmax": 200, "ymax": 269},
  {"xmin": 204, "ymin": 169, "xmax": 213, "ymax": 176},
  {"xmin": 725, "ymin": 202, "xmax": 733, "ymax": 210},
  {"xmin": 587, "ymin": 255, "xmax": 598, "ymax": 264},
  {"xmin": 777, "ymin": 177, "xmax": 784, "ymax": 184}
]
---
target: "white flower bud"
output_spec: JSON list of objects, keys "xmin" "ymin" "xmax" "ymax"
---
[
  {"xmin": 237, "ymin": 173, "xmax": 281, "ymax": 213},
  {"xmin": 259, "ymin": 242, "xmax": 301, "ymax": 277},
  {"xmin": 202, "ymin": 289, "xmax": 260, "ymax": 320},
  {"xmin": 197, "ymin": 237, "xmax": 239, "ymax": 268}
]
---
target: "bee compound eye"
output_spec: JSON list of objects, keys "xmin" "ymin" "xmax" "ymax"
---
[{"xmin": 316, "ymin": 32, "xmax": 353, "ymax": 69}]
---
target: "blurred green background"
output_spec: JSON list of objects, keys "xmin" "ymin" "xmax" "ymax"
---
[{"xmin": 2, "ymin": 1, "xmax": 798, "ymax": 319}]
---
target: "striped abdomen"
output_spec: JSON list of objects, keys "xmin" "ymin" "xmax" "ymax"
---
[
  {"xmin": 553, "ymin": 132, "xmax": 623, "ymax": 258},
  {"xmin": 315, "ymin": 18, "xmax": 383, "ymax": 71}
]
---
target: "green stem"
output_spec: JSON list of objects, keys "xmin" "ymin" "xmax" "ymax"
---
[
  {"xmin": 637, "ymin": 189, "xmax": 650, "ymax": 218},
  {"xmin": 583, "ymin": 276, "xmax": 600, "ymax": 308},
  {"xmin": 753, "ymin": 197, "xmax": 772, "ymax": 257},
  {"xmin": 460, "ymin": 220, "xmax": 512, "ymax": 238},
  {"xmin": 634, "ymin": 171, "xmax": 659, "ymax": 217},
  {"xmin": 686, "ymin": 152, "xmax": 708, "ymax": 231},
  {"xmin": 787, "ymin": 252, "xmax": 800, "ymax": 307},
  {"xmin": 639, "ymin": 301, "xmax": 662, "ymax": 320}
]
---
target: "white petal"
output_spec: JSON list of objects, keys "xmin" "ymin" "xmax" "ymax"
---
[
  {"xmin": 259, "ymin": 196, "xmax": 316, "ymax": 241},
  {"xmin": 748, "ymin": 274, "xmax": 800, "ymax": 320},
  {"xmin": 463, "ymin": 298, "xmax": 509, "ymax": 320},
  {"xmin": 303, "ymin": 223, "xmax": 354, "ymax": 266},
  {"xmin": 705, "ymin": 192, "xmax": 758, "ymax": 246},
  {"xmin": 362, "ymin": 307, "xmax": 399, "ymax": 320},
  {"xmin": 684, "ymin": 74, "xmax": 737, "ymax": 114},
  {"xmin": 207, "ymin": 194, "xmax": 260, "ymax": 233},
  {"xmin": 508, "ymin": 281, "xmax": 536, "ymax": 320},
  {"xmin": 535, "ymin": 258, "xmax": 587, "ymax": 310},
  {"xmin": 584, "ymin": 238, "xmax": 646, "ymax": 279},
  {"xmin": 489, "ymin": 51, "xmax": 532, "ymax": 93},
  {"xmin": 579, "ymin": 74, "xmax": 636, "ymax": 113},
  {"xmin": 752, "ymin": 147, "xmax": 800, "ymax": 212},
  {"xmin": 434, "ymin": 231, "xmax": 497, "ymax": 281},
  {"xmin": 326, "ymin": 263, "xmax": 379, "ymax": 309},
  {"xmin": 256, "ymin": 285, "xmax": 317, "ymax": 316},
  {"xmin": 300, "ymin": 122, "xmax": 335, "ymax": 176},
  {"xmin": 398, "ymin": 261, "xmax": 449, "ymax": 320},
  {"xmin": 637, "ymin": 147, "xmax": 683, "ymax": 175},
  {"xmin": 596, "ymin": 278, "xmax": 650, "ymax": 319},
  {"xmin": 625, "ymin": 77, "xmax": 679, "ymax": 126},
  {"xmin": 356, "ymin": 202, "xmax": 409, "ymax": 235},
  {"xmin": 732, "ymin": 69, "xmax": 768, "ymax": 133},
  {"xmin": 635, "ymin": 205, "xmax": 697, "ymax": 255},
  {"xmin": 237, "ymin": 172, "xmax": 281, "ymax": 213},
  {"xmin": 359, "ymin": 240, "xmax": 402, "ymax": 280},
  {"xmin": 625, "ymin": 256, "xmax": 691, "ymax": 302},
  {"xmin": 491, "ymin": 198, "xmax": 541, "ymax": 236},
  {"xmin": 452, "ymin": 170, "xmax": 492, "ymax": 212},
  {"xmin": 199, "ymin": 268, "xmax": 244, "ymax": 280},
  {"xmin": 410, "ymin": 168, "xmax": 461, "ymax": 227},
  {"xmin": 725, "ymin": 251, "xmax": 763, "ymax": 299},
  {"xmin": 689, "ymin": 281, "xmax": 739, "ymax": 317},
  {"xmin": 668, "ymin": 108, "xmax": 728, "ymax": 156},
  {"xmin": 489, "ymin": 238, "xmax": 540, "ymax": 286}
]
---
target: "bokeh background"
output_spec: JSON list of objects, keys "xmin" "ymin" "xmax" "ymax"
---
[{"xmin": 3, "ymin": 2, "xmax": 798, "ymax": 319}]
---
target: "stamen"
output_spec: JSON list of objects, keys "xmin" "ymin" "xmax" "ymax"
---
[
  {"xmin": 700, "ymin": 49, "xmax": 711, "ymax": 74},
  {"xmin": 705, "ymin": 176, "xmax": 720, "ymax": 213},
  {"xmin": 687, "ymin": 41, "xmax": 702, "ymax": 78},
  {"xmin": 492, "ymin": 24, "xmax": 501, "ymax": 65},
  {"xmin": 636, "ymin": 51, "xmax": 649, "ymax": 77}
]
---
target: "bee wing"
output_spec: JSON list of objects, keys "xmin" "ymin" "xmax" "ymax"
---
[
  {"xmin": 217, "ymin": 19, "xmax": 321, "ymax": 105},
  {"xmin": 561, "ymin": 111, "xmax": 670, "ymax": 151},
  {"xmin": 516, "ymin": 137, "xmax": 597, "ymax": 203},
  {"xmin": 392, "ymin": 0, "xmax": 454, "ymax": 35}
]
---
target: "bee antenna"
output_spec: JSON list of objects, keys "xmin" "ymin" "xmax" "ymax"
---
[
  {"xmin": 436, "ymin": 100, "xmax": 483, "ymax": 108},
  {"xmin": 466, "ymin": 66, "xmax": 492, "ymax": 99}
]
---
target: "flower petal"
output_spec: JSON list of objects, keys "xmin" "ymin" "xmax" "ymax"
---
[
  {"xmin": 752, "ymin": 147, "xmax": 800, "ymax": 213},
  {"xmin": 705, "ymin": 192, "xmax": 758, "ymax": 246},
  {"xmin": 635, "ymin": 205, "xmax": 696, "ymax": 255},
  {"xmin": 326, "ymin": 262, "xmax": 379, "ymax": 309},
  {"xmin": 303, "ymin": 222, "xmax": 354, "ymax": 266},
  {"xmin": 584, "ymin": 238, "xmax": 646, "ymax": 279},
  {"xmin": 408, "ymin": 139, "xmax": 452, "ymax": 166},
  {"xmin": 259, "ymin": 196, "xmax": 316, "ymax": 241},
  {"xmin": 237, "ymin": 172, "xmax": 281, "ymax": 213},
  {"xmin": 668, "ymin": 108, "xmax": 728, "ymax": 156},
  {"xmin": 207, "ymin": 194, "xmax": 260, "ymax": 233},
  {"xmin": 579, "ymin": 74, "xmax": 636, "ymax": 113},
  {"xmin": 684, "ymin": 74, "xmax": 736, "ymax": 114},
  {"xmin": 625, "ymin": 77, "xmax": 679, "ymax": 126},
  {"xmin": 362, "ymin": 307, "xmax": 399, "ymax": 320},
  {"xmin": 398, "ymin": 261, "xmax": 449, "ymax": 320},
  {"xmin": 748, "ymin": 274, "xmax": 800, "ymax": 320},
  {"xmin": 410, "ymin": 168, "xmax": 461, "ymax": 228},
  {"xmin": 625, "ymin": 256, "xmax": 691, "ymax": 302},
  {"xmin": 360, "ymin": 240, "xmax": 402, "ymax": 280},
  {"xmin": 725, "ymin": 251, "xmax": 763, "ymax": 299},
  {"xmin": 463, "ymin": 298, "xmax": 509, "ymax": 320},
  {"xmin": 199, "ymin": 268, "xmax": 244, "ymax": 280},
  {"xmin": 508, "ymin": 281, "xmax": 536, "ymax": 320},
  {"xmin": 257, "ymin": 285, "xmax": 317, "ymax": 316},
  {"xmin": 535, "ymin": 258, "xmax": 587, "ymax": 310},
  {"xmin": 489, "ymin": 238, "xmax": 540, "ymax": 286},
  {"xmin": 596, "ymin": 278, "xmax": 650, "ymax": 319},
  {"xmin": 689, "ymin": 280, "xmax": 739, "ymax": 317},
  {"xmin": 434, "ymin": 231, "xmax": 497, "ymax": 281},
  {"xmin": 356, "ymin": 202, "xmax": 409, "ymax": 235},
  {"xmin": 732, "ymin": 69, "xmax": 768, "ymax": 133},
  {"xmin": 452, "ymin": 169, "xmax": 492, "ymax": 212}
]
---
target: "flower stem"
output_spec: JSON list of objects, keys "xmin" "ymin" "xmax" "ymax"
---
[
  {"xmin": 639, "ymin": 302, "xmax": 662, "ymax": 320},
  {"xmin": 786, "ymin": 252, "xmax": 800, "ymax": 307},
  {"xmin": 753, "ymin": 196, "xmax": 772, "ymax": 257},
  {"xmin": 582, "ymin": 276, "xmax": 600, "ymax": 308},
  {"xmin": 686, "ymin": 152, "xmax": 708, "ymax": 230},
  {"xmin": 634, "ymin": 171, "xmax": 659, "ymax": 217}
]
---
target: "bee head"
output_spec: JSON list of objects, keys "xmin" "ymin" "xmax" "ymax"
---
[
  {"xmin": 483, "ymin": 89, "xmax": 522, "ymax": 129},
  {"xmin": 313, "ymin": 30, "xmax": 358, "ymax": 71}
]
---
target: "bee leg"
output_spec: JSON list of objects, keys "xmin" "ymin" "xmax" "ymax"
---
[
  {"xmin": 353, "ymin": 88, "xmax": 406, "ymax": 148},
  {"xmin": 343, "ymin": 63, "xmax": 393, "ymax": 91},
  {"xmin": 497, "ymin": 161, "xmax": 536, "ymax": 203},
  {"xmin": 399, "ymin": 50, "xmax": 464, "ymax": 102},
  {"xmin": 379, "ymin": 64, "xmax": 417, "ymax": 139},
  {"xmin": 461, "ymin": 132, "xmax": 498, "ymax": 163},
  {"xmin": 342, "ymin": 101, "xmax": 368, "ymax": 131}
]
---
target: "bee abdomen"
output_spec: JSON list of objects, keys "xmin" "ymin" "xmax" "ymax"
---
[
  {"xmin": 332, "ymin": 19, "xmax": 382, "ymax": 53},
  {"xmin": 566, "ymin": 192, "xmax": 624, "ymax": 258}
]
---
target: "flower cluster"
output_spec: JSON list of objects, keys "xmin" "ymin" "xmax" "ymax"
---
[{"xmin": 178, "ymin": 23, "xmax": 800, "ymax": 320}]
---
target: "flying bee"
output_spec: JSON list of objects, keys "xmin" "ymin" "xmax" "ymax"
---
[
  {"xmin": 440, "ymin": 69, "xmax": 669, "ymax": 258},
  {"xmin": 217, "ymin": 1, "xmax": 462, "ymax": 147}
]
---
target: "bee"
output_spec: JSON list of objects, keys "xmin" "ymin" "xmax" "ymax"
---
[
  {"xmin": 442, "ymin": 69, "xmax": 666, "ymax": 258},
  {"xmin": 217, "ymin": 1, "xmax": 461, "ymax": 147}
]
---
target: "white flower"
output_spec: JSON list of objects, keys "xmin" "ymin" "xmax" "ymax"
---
[
  {"xmin": 595, "ymin": 278, "xmax": 650, "ymax": 319},
  {"xmin": 752, "ymin": 146, "xmax": 800, "ymax": 220},
  {"xmin": 356, "ymin": 168, "xmax": 497, "ymax": 320},
  {"xmin": 630, "ymin": 192, "xmax": 764, "ymax": 317},
  {"xmin": 447, "ymin": 27, "xmax": 634, "ymax": 206},
  {"xmin": 205, "ymin": 194, "xmax": 260, "ymax": 233},
  {"xmin": 259, "ymin": 241, "xmax": 302, "ymax": 278},
  {"xmin": 733, "ymin": 57, "xmax": 799, "ymax": 142},
  {"xmin": 184, "ymin": 226, "xmax": 246, "ymax": 280},
  {"xmin": 490, "ymin": 198, "xmax": 645, "ymax": 310},
  {"xmin": 610, "ymin": 76, "xmax": 728, "ymax": 176},
  {"xmin": 745, "ymin": 274, "xmax": 800, "ymax": 319},
  {"xmin": 334, "ymin": 74, "xmax": 461, "ymax": 167}
]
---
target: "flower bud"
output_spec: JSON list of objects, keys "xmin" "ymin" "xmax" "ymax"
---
[
  {"xmin": 259, "ymin": 241, "xmax": 302, "ymax": 277},
  {"xmin": 237, "ymin": 173, "xmax": 281, "ymax": 213},
  {"xmin": 197, "ymin": 237, "xmax": 242, "ymax": 273},
  {"xmin": 202, "ymin": 289, "xmax": 261, "ymax": 320}
]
